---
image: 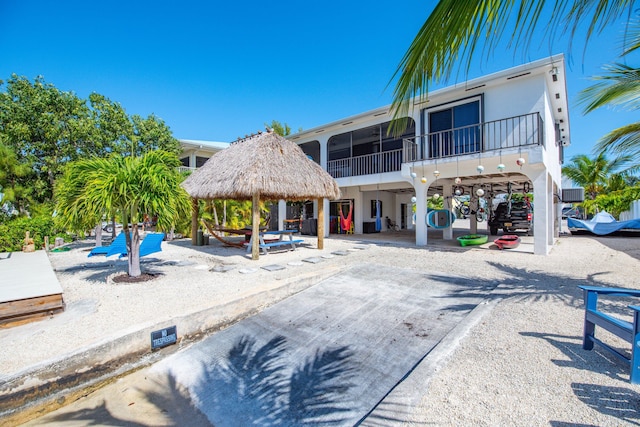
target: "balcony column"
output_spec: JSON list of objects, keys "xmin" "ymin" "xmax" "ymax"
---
[
  {"xmin": 470, "ymin": 211, "xmax": 478, "ymax": 234},
  {"xmin": 443, "ymin": 181, "xmax": 453, "ymax": 240},
  {"xmin": 414, "ymin": 182, "xmax": 428, "ymax": 246},
  {"xmin": 317, "ymin": 136, "xmax": 329, "ymax": 170},
  {"xmin": 531, "ymin": 169, "xmax": 551, "ymax": 255}
]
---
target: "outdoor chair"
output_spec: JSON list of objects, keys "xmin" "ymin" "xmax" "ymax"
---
[
  {"xmin": 87, "ymin": 231, "xmax": 126, "ymax": 257},
  {"xmin": 106, "ymin": 232, "xmax": 165, "ymax": 258}
]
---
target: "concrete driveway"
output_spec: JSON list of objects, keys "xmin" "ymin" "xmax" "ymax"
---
[{"xmin": 27, "ymin": 263, "xmax": 495, "ymax": 426}]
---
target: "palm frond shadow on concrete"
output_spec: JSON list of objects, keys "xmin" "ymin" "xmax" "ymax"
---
[{"xmin": 196, "ymin": 334, "xmax": 356, "ymax": 426}]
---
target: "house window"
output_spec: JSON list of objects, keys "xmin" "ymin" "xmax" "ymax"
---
[
  {"xmin": 195, "ymin": 156, "xmax": 209, "ymax": 167},
  {"xmin": 328, "ymin": 119, "xmax": 415, "ymax": 160},
  {"xmin": 328, "ymin": 133, "xmax": 351, "ymax": 161},
  {"xmin": 426, "ymin": 98, "xmax": 481, "ymax": 158}
]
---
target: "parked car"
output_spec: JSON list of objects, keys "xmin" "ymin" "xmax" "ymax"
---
[
  {"xmin": 488, "ymin": 200, "xmax": 533, "ymax": 235},
  {"xmin": 562, "ymin": 206, "xmax": 583, "ymax": 219}
]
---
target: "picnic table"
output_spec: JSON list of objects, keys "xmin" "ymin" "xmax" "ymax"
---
[{"xmin": 246, "ymin": 230, "xmax": 303, "ymax": 255}]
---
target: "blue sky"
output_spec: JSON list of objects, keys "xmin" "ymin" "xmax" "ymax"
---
[{"xmin": 1, "ymin": 1, "xmax": 637, "ymax": 161}]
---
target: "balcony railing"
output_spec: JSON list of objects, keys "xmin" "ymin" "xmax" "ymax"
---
[
  {"xmin": 327, "ymin": 148, "xmax": 403, "ymax": 179},
  {"xmin": 326, "ymin": 113, "xmax": 544, "ymax": 179},
  {"xmin": 405, "ymin": 112, "xmax": 544, "ymax": 162},
  {"xmin": 178, "ymin": 166, "xmax": 196, "ymax": 173}
]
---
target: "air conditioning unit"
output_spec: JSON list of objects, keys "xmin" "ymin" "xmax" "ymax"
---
[{"xmin": 562, "ymin": 188, "xmax": 584, "ymax": 203}]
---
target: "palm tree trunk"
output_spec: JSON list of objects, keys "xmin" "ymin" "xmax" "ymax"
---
[
  {"xmin": 213, "ymin": 202, "xmax": 219, "ymax": 226},
  {"xmin": 95, "ymin": 223, "xmax": 102, "ymax": 247},
  {"xmin": 128, "ymin": 224, "xmax": 142, "ymax": 277},
  {"xmin": 223, "ymin": 200, "xmax": 227, "ymax": 227}
]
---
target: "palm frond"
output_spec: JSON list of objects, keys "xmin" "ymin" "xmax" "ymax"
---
[
  {"xmin": 389, "ymin": 0, "xmax": 636, "ymax": 134},
  {"xmin": 578, "ymin": 63, "xmax": 640, "ymax": 113},
  {"xmin": 594, "ymin": 122, "xmax": 640, "ymax": 155}
]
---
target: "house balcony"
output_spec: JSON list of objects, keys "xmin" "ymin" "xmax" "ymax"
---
[
  {"xmin": 178, "ymin": 166, "xmax": 196, "ymax": 173},
  {"xmin": 326, "ymin": 112, "xmax": 544, "ymax": 179}
]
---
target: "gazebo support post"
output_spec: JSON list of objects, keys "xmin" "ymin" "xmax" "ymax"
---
[
  {"xmin": 252, "ymin": 193, "xmax": 260, "ymax": 260},
  {"xmin": 191, "ymin": 197, "xmax": 199, "ymax": 246},
  {"xmin": 317, "ymin": 198, "xmax": 325, "ymax": 250}
]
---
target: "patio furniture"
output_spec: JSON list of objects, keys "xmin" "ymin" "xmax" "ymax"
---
[
  {"xmin": 87, "ymin": 231, "xmax": 126, "ymax": 257},
  {"xmin": 578, "ymin": 285, "xmax": 640, "ymax": 384},
  {"xmin": 246, "ymin": 230, "xmax": 303, "ymax": 255},
  {"xmin": 106, "ymin": 232, "xmax": 165, "ymax": 258}
]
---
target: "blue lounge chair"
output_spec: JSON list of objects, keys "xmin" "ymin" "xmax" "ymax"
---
[
  {"xmin": 87, "ymin": 231, "xmax": 127, "ymax": 257},
  {"xmin": 106, "ymin": 232, "xmax": 165, "ymax": 258}
]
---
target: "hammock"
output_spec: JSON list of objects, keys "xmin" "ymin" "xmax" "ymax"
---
[
  {"xmin": 201, "ymin": 219, "xmax": 248, "ymax": 248},
  {"xmin": 339, "ymin": 202, "xmax": 353, "ymax": 233}
]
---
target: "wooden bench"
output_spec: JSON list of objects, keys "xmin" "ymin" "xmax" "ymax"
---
[{"xmin": 578, "ymin": 285, "xmax": 640, "ymax": 384}]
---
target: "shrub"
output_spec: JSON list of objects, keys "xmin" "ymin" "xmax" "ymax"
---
[{"xmin": 0, "ymin": 215, "xmax": 68, "ymax": 252}]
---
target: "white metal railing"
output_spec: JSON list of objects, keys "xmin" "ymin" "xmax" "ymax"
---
[
  {"xmin": 405, "ymin": 112, "xmax": 544, "ymax": 162},
  {"xmin": 327, "ymin": 149, "xmax": 403, "ymax": 178},
  {"xmin": 327, "ymin": 113, "xmax": 543, "ymax": 179}
]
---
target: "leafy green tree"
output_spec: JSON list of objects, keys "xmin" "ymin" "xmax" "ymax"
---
[
  {"xmin": 0, "ymin": 75, "xmax": 93, "ymax": 205},
  {"xmin": 0, "ymin": 138, "xmax": 32, "ymax": 214},
  {"xmin": 0, "ymin": 75, "xmax": 181, "ymax": 212},
  {"xmin": 390, "ymin": 0, "xmax": 637, "ymax": 131},
  {"xmin": 55, "ymin": 151, "xmax": 191, "ymax": 277},
  {"xmin": 129, "ymin": 114, "xmax": 181, "ymax": 157},
  {"xmin": 585, "ymin": 186, "xmax": 640, "ymax": 218},
  {"xmin": 87, "ymin": 92, "xmax": 134, "ymax": 155},
  {"xmin": 562, "ymin": 153, "xmax": 635, "ymax": 209}
]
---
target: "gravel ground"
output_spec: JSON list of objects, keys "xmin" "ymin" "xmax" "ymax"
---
[{"xmin": 3, "ymin": 229, "xmax": 640, "ymax": 425}]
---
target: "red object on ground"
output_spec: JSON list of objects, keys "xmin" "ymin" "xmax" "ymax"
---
[{"xmin": 494, "ymin": 235, "xmax": 521, "ymax": 250}]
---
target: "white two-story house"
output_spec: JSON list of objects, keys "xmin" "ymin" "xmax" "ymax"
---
[{"xmin": 288, "ymin": 55, "xmax": 570, "ymax": 255}]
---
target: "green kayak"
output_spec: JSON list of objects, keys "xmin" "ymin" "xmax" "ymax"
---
[{"xmin": 456, "ymin": 234, "xmax": 488, "ymax": 247}]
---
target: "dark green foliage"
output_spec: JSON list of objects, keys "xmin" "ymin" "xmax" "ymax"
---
[
  {"xmin": 0, "ymin": 75, "xmax": 181, "ymax": 211},
  {"xmin": 0, "ymin": 215, "xmax": 67, "ymax": 252},
  {"xmin": 585, "ymin": 186, "xmax": 640, "ymax": 218}
]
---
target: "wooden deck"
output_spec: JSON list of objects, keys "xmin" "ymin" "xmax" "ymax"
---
[{"xmin": 0, "ymin": 251, "xmax": 65, "ymax": 327}]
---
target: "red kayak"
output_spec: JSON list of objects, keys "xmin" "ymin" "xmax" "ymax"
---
[{"xmin": 494, "ymin": 235, "xmax": 521, "ymax": 250}]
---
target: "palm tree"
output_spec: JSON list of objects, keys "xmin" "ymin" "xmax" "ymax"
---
[
  {"xmin": 578, "ymin": 18, "xmax": 640, "ymax": 157},
  {"xmin": 562, "ymin": 153, "xmax": 634, "ymax": 200},
  {"xmin": 55, "ymin": 150, "xmax": 191, "ymax": 277},
  {"xmin": 390, "ymin": 0, "xmax": 637, "ymax": 131}
]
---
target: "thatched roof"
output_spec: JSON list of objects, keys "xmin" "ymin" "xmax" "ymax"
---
[{"xmin": 182, "ymin": 130, "xmax": 341, "ymax": 201}]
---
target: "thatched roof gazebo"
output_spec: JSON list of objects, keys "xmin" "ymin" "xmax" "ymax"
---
[{"xmin": 182, "ymin": 129, "xmax": 341, "ymax": 259}]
